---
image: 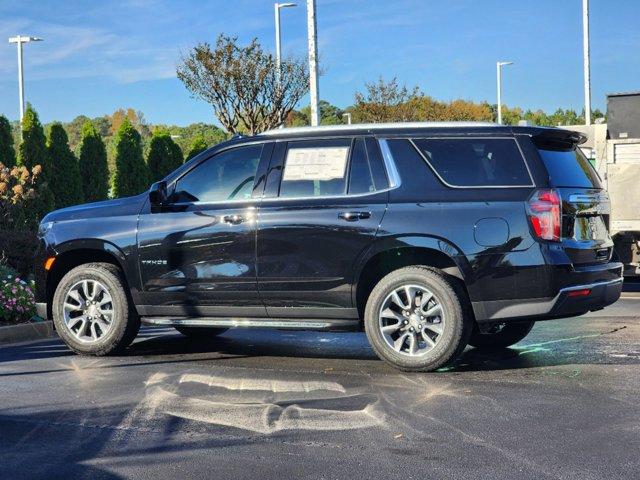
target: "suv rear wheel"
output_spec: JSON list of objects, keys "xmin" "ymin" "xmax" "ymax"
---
[
  {"xmin": 52, "ymin": 263, "xmax": 140, "ymax": 356},
  {"xmin": 468, "ymin": 321, "xmax": 535, "ymax": 350},
  {"xmin": 364, "ymin": 266, "xmax": 471, "ymax": 372}
]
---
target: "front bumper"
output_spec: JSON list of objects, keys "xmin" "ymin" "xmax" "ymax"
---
[{"xmin": 473, "ymin": 261, "xmax": 624, "ymax": 323}]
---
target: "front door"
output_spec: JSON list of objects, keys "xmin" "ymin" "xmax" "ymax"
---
[
  {"xmin": 256, "ymin": 137, "xmax": 390, "ymax": 319},
  {"xmin": 136, "ymin": 142, "xmax": 271, "ymax": 317}
]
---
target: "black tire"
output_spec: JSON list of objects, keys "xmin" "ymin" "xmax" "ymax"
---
[
  {"xmin": 468, "ymin": 321, "xmax": 535, "ymax": 349},
  {"xmin": 52, "ymin": 263, "xmax": 140, "ymax": 356},
  {"xmin": 174, "ymin": 326, "xmax": 228, "ymax": 338},
  {"xmin": 364, "ymin": 266, "xmax": 472, "ymax": 372}
]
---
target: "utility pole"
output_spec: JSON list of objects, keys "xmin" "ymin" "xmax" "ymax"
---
[
  {"xmin": 306, "ymin": 0, "xmax": 320, "ymax": 127},
  {"xmin": 496, "ymin": 61, "xmax": 513, "ymax": 125},
  {"xmin": 274, "ymin": 3, "xmax": 297, "ymax": 127},
  {"xmin": 583, "ymin": 0, "xmax": 592, "ymax": 125},
  {"xmin": 8, "ymin": 35, "xmax": 43, "ymax": 121}
]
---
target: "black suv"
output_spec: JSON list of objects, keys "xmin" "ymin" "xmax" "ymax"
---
[{"xmin": 35, "ymin": 123, "xmax": 623, "ymax": 371}]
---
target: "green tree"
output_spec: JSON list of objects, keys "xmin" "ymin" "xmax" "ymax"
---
[
  {"xmin": 18, "ymin": 104, "xmax": 49, "ymax": 172},
  {"xmin": 0, "ymin": 115, "xmax": 15, "ymax": 167},
  {"xmin": 186, "ymin": 135, "xmax": 209, "ymax": 160},
  {"xmin": 78, "ymin": 121, "xmax": 109, "ymax": 202},
  {"xmin": 15, "ymin": 105, "xmax": 55, "ymax": 218},
  {"xmin": 47, "ymin": 123, "xmax": 83, "ymax": 208},
  {"xmin": 147, "ymin": 131, "xmax": 183, "ymax": 181},
  {"xmin": 112, "ymin": 118, "xmax": 149, "ymax": 197}
]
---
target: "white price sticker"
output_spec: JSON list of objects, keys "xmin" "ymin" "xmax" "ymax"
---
[{"xmin": 283, "ymin": 147, "xmax": 349, "ymax": 181}]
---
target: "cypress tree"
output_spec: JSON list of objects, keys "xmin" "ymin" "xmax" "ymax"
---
[
  {"xmin": 112, "ymin": 118, "xmax": 149, "ymax": 197},
  {"xmin": 0, "ymin": 115, "xmax": 15, "ymax": 167},
  {"xmin": 18, "ymin": 104, "xmax": 49, "ymax": 172},
  {"xmin": 78, "ymin": 121, "xmax": 109, "ymax": 202},
  {"xmin": 147, "ymin": 131, "xmax": 183, "ymax": 182},
  {"xmin": 47, "ymin": 123, "xmax": 84, "ymax": 208},
  {"xmin": 16, "ymin": 105, "xmax": 54, "ymax": 218},
  {"xmin": 186, "ymin": 135, "xmax": 208, "ymax": 161}
]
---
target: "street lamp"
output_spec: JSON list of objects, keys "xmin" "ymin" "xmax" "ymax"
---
[
  {"xmin": 306, "ymin": 0, "xmax": 320, "ymax": 126},
  {"xmin": 342, "ymin": 112, "xmax": 352, "ymax": 125},
  {"xmin": 275, "ymin": 3, "xmax": 297, "ymax": 84},
  {"xmin": 496, "ymin": 61, "xmax": 513, "ymax": 125},
  {"xmin": 274, "ymin": 3, "xmax": 296, "ymax": 127},
  {"xmin": 8, "ymin": 35, "xmax": 43, "ymax": 122}
]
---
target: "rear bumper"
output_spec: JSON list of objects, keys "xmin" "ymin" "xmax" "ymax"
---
[{"xmin": 473, "ymin": 261, "xmax": 623, "ymax": 323}]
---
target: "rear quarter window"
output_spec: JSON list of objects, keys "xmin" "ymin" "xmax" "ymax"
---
[
  {"xmin": 412, "ymin": 138, "xmax": 532, "ymax": 187},
  {"xmin": 538, "ymin": 148, "xmax": 602, "ymax": 188}
]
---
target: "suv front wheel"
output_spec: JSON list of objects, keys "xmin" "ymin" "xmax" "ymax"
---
[
  {"xmin": 52, "ymin": 263, "xmax": 140, "ymax": 356},
  {"xmin": 364, "ymin": 266, "xmax": 471, "ymax": 372}
]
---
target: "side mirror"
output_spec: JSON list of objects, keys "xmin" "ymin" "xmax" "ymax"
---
[{"xmin": 149, "ymin": 181, "xmax": 168, "ymax": 208}]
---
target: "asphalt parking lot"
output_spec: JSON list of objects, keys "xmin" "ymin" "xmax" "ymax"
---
[{"xmin": 1, "ymin": 297, "xmax": 639, "ymax": 480}]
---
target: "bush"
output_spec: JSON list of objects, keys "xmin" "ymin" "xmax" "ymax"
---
[
  {"xmin": 0, "ymin": 163, "xmax": 46, "ymax": 277},
  {"xmin": 147, "ymin": 131, "xmax": 183, "ymax": 182},
  {"xmin": 112, "ymin": 118, "xmax": 149, "ymax": 197},
  {"xmin": 47, "ymin": 123, "xmax": 84, "ymax": 208},
  {"xmin": 0, "ymin": 272, "xmax": 36, "ymax": 324}
]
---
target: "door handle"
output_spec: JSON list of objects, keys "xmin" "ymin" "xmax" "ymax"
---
[
  {"xmin": 222, "ymin": 214, "xmax": 244, "ymax": 225},
  {"xmin": 338, "ymin": 211, "xmax": 371, "ymax": 222}
]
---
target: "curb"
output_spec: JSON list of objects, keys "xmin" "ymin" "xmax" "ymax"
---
[{"xmin": 0, "ymin": 321, "xmax": 55, "ymax": 345}]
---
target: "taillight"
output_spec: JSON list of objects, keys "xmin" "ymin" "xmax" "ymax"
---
[{"xmin": 527, "ymin": 189, "xmax": 561, "ymax": 242}]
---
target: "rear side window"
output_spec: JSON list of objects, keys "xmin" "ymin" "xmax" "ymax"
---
[
  {"xmin": 348, "ymin": 139, "xmax": 375, "ymax": 194},
  {"xmin": 538, "ymin": 148, "xmax": 602, "ymax": 188},
  {"xmin": 412, "ymin": 138, "xmax": 532, "ymax": 187}
]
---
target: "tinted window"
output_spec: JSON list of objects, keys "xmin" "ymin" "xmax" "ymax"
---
[
  {"xmin": 280, "ymin": 139, "xmax": 350, "ymax": 198},
  {"xmin": 538, "ymin": 148, "xmax": 602, "ymax": 188},
  {"xmin": 348, "ymin": 139, "xmax": 375, "ymax": 194},
  {"xmin": 173, "ymin": 145, "xmax": 262, "ymax": 202},
  {"xmin": 412, "ymin": 138, "xmax": 531, "ymax": 187},
  {"xmin": 365, "ymin": 138, "xmax": 389, "ymax": 190}
]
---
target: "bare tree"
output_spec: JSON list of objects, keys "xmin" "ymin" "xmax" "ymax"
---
[{"xmin": 177, "ymin": 35, "xmax": 309, "ymax": 135}]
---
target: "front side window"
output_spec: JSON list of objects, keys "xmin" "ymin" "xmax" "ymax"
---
[
  {"xmin": 279, "ymin": 139, "xmax": 351, "ymax": 198},
  {"xmin": 172, "ymin": 145, "xmax": 263, "ymax": 203},
  {"xmin": 412, "ymin": 138, "xmax": 532, "ymax": 187}
]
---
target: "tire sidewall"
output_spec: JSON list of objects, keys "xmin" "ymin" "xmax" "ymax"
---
[
  {"xmin": 52, "ymin": 265, "xmax": 130, "ymax": 355},
  {"xmin": 364, "ymin": 268, "xmax": 466, "ymax": 371}
]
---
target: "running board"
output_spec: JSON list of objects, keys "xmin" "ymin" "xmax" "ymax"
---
[{"xmin": 141, "ymin": 316, "xmax": 359, "ymax": 331}]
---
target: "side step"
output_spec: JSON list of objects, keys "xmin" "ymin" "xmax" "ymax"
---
[{"xmin": 141, "ymin": 316, "xmax": 360, "ymax": 331}]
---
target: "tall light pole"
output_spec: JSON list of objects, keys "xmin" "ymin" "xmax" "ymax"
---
[
  {"xmin": 306, "ymin": 0, "xmax": 320, "ymax": 127},
  {"xmin": 582, "ymin": 0, "xmax": 591, "ymax": 125},
  {"xmin": 274, "ymin": 2, "xmax": 297, "ymax": 84},
  {"xmin": 8, "ymin": 35, "xmax": 43, "ymax": 122},
  {"xmin": 496, "ymin": 61, "xmax": 513, "ymax": 125},
  {"xmin": 275, "ymin": 2, "xmax": 297, "ymax": 127}
]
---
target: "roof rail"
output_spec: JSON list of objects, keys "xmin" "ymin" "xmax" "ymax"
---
[{"xmin": 259, "ymin": 121, "xmax": 497, "ymax": 137}]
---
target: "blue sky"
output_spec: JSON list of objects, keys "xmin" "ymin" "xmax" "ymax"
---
[{"xmin": 0, "ymin": 0, "xmax": 638, "ymax": 126}]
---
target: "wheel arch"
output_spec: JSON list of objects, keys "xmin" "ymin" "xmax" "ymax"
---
[
  {"xmin": 45, "ymin": 239, "xmax": 132, "ymax": 319},
  {"xmin": 353, "ymin": 236, "xmax": 472, "ymax": 320}
]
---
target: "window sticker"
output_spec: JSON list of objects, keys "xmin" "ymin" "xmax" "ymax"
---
[{"xmin": 283, "ymin": 147, "xmax": 349, "ymax": 181}]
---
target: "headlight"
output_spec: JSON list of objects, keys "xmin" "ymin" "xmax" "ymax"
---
[{"xmin": 38, "ymin": 221, "xmax": 54, "ymax": 238}]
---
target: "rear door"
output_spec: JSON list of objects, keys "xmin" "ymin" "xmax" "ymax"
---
[
  {"xmin": 537, "ymin": 146, "xmax": 614, "ymax": 265},
  {"xmin": 256, "ymin": 136, "xmax": 389, "ymax": 319}
]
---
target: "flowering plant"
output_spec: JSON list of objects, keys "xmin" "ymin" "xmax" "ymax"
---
[{"xmin": 0, "ymin": 272, "xmax": 36, "ymax": 324}]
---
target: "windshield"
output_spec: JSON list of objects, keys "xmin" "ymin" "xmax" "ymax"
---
[{"xmin": 538, "ymin": 147, "xmax": 602, "ymax": 188}]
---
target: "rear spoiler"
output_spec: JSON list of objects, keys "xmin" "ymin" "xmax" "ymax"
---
[{"xmin": 514, "ymin": 126, "xmax": 588, "ymax": 150}]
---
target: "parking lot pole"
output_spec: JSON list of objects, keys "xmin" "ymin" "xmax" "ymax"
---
[{"xmin": 306, "ymin": 0, "xmax": 320, "ymax": 127}]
